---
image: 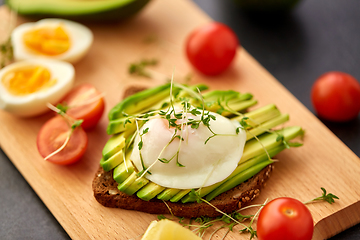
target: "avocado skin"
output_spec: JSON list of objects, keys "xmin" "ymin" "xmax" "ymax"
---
[{"xmin": 5, "ymin": 0, "xmax": 151, "ymax": 22}]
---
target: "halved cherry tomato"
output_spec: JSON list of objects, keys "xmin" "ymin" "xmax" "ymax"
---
[
  {"xmin": 60, "ymin": 83, "xmax": 105, "ymax": 130},
  {"xmin": 311, "ymin": 71, "xmax": 360, "ymax": 122},
  {"xmin": 257, "ymin": 197, "xmax": 314, "ymax": 240},
  {"xmin": 185, "ymin": 22, "xmax": 239, "ymax": 76},
  {"xmin": 37, "ymin": 116, "xmax": 88, "ymax": 165}
]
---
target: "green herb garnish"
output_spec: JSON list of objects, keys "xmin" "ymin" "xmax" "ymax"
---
[{"xmin": 129, "ymin": 58, "xmax": 158, "ymax": 78}]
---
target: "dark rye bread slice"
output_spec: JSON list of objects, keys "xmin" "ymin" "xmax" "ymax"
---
[
  {"xmin": 92, "ymin": 164, "xmax": 274, "ymax": 218},
  {"xmin": 92, "ymin": 84, "xmax": 274, "ymax": 218}
]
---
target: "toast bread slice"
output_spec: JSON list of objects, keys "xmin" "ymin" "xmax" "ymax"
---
[
  {"xmin": 92, "ymin": 163, "xmax": 273, "ymax": 218},
  {"xmin": 92, "ymin": 85, "xmax": 274, "ymax": 218}
]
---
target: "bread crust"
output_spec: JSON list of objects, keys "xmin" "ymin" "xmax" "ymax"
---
[{"xmin": 92, "ymin": 164, "xmax": 273, "ymax": 218}]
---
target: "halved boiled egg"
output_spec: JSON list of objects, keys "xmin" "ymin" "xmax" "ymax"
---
[
  {"xmin": 131, "ymin": 110, "xmax": 247, "ymax": 189},
  {"xmin": 0, "ymin": 58, "xmax": 74, "ymax": 117},
  {"xmin": 11, "ymin": 18, "xmax": 93, "ymax": 63}
]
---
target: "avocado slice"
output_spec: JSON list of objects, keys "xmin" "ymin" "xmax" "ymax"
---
[
  {"xmin": 157, "ymin": 188, "xmax": 181, "ymax": 201},
  {"xmin": 100, "ymin": 149, "xmax": 124, "ymax": 172},
  {"xmin": 108, "ymin": 83, "xmax": 175, "ymax": 120},
  {"xmin": 102, "ymin": 133, "xmax": 126, "ymax": 160},
  {"xmin": 113, "ymin": 152, "xmax": 134, "ymax": 183},
  {"xmin": 6, "ymin": 0, "xmax": 151, "ymax": 22},
  {"xmin": 136, "ymin": 182, "xmax": 165, "ymax": 201},
  {"xmin": 117, "ymin": 171, "xmax": 149, "ymax": 195}
]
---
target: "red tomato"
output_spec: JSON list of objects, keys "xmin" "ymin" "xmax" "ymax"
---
[
  {"xmin": 257, "ymin": 197, "xmax": 314, "ymax": 240},
  {"xmin": 185, "ymin": 22, "xmax": 239, "ymax": 76},
  {"xmin": 37, "ymin": 116, "xmax": 88, "ymax": 165},
  {"xmin": 61, "ymin": 83, "xmax": 105, "ymax": 129},
  {"xmin": 311, "ymin": 71, "xmax": 360, "ymax": 122}
]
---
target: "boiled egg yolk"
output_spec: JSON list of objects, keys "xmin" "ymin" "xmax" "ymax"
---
[
  {"xmin": 11, "ymin": 18, "xmax": 93, "ymax": 64},
  {"xmin": 2, "ymin": 66, "xmax": 56, "ymax": 96},
  {"xmin": 131, "ymin": 110, "xmax": 247, "ymax": 189},
  {"xmin": 23, "ymin": 25, "xmax": 71, "ymax": 56},
  {"xmin": 0, "ymin": 59, "xmax": 74, "ymax": 117}
]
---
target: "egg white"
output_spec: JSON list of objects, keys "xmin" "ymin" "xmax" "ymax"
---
[
  {"xmin": 0, "ymin": 58, "xmax": 75, "ymax": 117},
  {"xmin": 11, "ymin": 18, "xmax": 93, "ymax": 64},
  {"xmin": 131, "ymin": 110, "xmax": 247, "ymax": 189}
]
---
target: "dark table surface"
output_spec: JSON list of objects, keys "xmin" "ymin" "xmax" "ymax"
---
[{"xmin": 1, "ymin": 0, "xmax": 360, "ymax": 239}]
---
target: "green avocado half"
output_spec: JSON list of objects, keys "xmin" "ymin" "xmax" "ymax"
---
[{"xmin": 5, "ymin": 0, "xmax": 151, "ymax": 22}]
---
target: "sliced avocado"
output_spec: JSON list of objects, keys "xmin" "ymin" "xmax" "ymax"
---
[
  {"xmin": 102, "ymin": 132, "xmax": 127, "ymax": 160},
  {"xmin": 113, "ymin": 154, "xmax": 134, "ymax": 183},
  {"xmin": 246, "ymin": 113, "xmax": 289, "ymax": 140},
  {"xmin": 192, "ymin": 90, "xmax": 255, "ymax": 116},
  {"xmin": 205, "ymin": 159, "xmax": 273, "ymax": 201},
  {"xmin": 107, "ymin": 117, "xmax": 137, "ymax": 135},
  {"xmin": 108, "ymin": 83, "xmax": 209, "ymax": 121},
  {"xmin": 223, "ymin": 99, "xmax": 258, "ymax": 115},
  {"xmin": 157, "ymin": 188, "xmax": 181, "ymax": 201},
  {"xmin": 137, "ymin": 182, "xmax": 166, "ymax": 201},
  {"xmin": 100, "ymin": 149, "xmax": 124, "ymax": 172},
  {"xmin": 108, "ymin": 83, "xmax": 175, "ymax": 120},
  {"xmin": 117, "ymin": 171, "xmax": 149, "ymax": 195},
  {"xmin": 169, "ymin": 189, "xmax": 191, "ymax": 202},
  {"xmin": 6, "ymin": 0, "xmax": 151, "ymax": 22},
  {"xmin": 234, "ymin": 104, "xmax": 281, "ymax": 126},
  {"xmin": 241, "ymin": 126, "xmax": 303, "ymax": 163},
  {"xmin": 136, "ymin": 84, "xmax": 209, "ymax": 115},
  {"xmin": 175, "ymin": 83, "xmax": 209, "ymax": 99}
]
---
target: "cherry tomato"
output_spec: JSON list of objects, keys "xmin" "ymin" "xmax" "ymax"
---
[
  {"xmin": 60, "ymin": 83, "xmax": 105, "ymax": 129},
  {"xmin": 311, "ymin": 71, "xmax": 360, "ymax": 122},
  {"xmin": 37, "ymin": 116, "xmax": 88, "ymax": 165},
  {"xmin": 185, "ymin": 22, "xmax": 239, "ymax": 76},
  {"xmin": 257, "ymin": 197, "xmax": 314, "ymax": 240}
]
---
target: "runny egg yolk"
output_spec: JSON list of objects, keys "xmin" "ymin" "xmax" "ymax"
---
[
  {"xmin": 1, "ymin": 66, "xmax": 56, "ymax": 96},
  {"xmin": 23, "ymin": 25, "xmax": 71, "ymax": 56}
]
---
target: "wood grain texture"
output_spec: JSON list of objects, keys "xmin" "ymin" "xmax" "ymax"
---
[{"xmin": 0, "ymin": 0, "xmax": 359, "ymax": 239}]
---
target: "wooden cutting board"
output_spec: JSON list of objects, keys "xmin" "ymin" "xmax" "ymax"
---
[{"xmin": 1, "ymin": 1, "xmax": 360, "ymax": 239}]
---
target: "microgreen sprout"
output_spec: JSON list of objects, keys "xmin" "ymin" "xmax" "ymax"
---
[
  {"xmin": 157, "ymin": 129, "xmax": 185, "ymax": 167},
  {"xmin": 43, "ymin": 103, "xmax": 84, "ymax": 161},
  {"xmin": 55, "ymin": 103, "xmax": 69, "ymax": 114},
  {"xmin": 275, "ymin": 128, "xmax": 304, "ymax": 149},
  {"xmin": 187, "ymin": 189, "xmax": 257, "ymax": 238},
  {"xmin": 0, "ymin": 38, "xmax": 13, "ymax": 68},
  {"xmin": 135, "ymin": 119, "xmax": 150, "ymax": 177},
  {"xmin": 0, "ymin": 10, "xmax": 16, "ymax": 69},
  {"xmin": 239, "ymin": 117, "xmax": 251, "ymax": 129},
  {"xmin": 129, "ymin": 58, "xmax": 158, "ymax": 78},
  {"xmin": 304, "ymin": 187, "xmax": 339, "ymax": 205},
  {"xmin": 173, "ymin": 83, "xmax": 203, "ymax": 101},
  {"xmin": 71, "ymin": 119, "xmax": 84, "ymax": 129}
]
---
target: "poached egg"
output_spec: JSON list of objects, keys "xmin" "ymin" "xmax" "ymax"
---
[{"xmin": 131, "ymin": 109, "xmax": 246, "ymax": 189}]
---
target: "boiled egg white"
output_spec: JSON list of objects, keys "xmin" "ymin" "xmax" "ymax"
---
[
  {"xmin": 131, "ymin": 110, "xmax": 247, "ymax": 189},
  {"xmin": 11, "ymin": 18, "xmax": 93, "ymax": 64},
  {"xmin": 0, "ymin": 58, "xmax": 74, "ymax": 117}
]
